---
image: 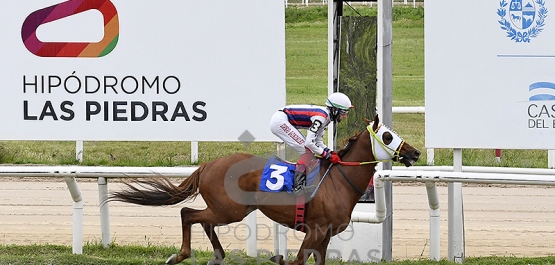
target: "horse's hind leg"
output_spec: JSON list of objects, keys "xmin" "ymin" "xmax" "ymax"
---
[
  {"xmin": 166, "ymin": 207, "xmax": 202, "ymax": 265},
  {"xmin": 203, "ymin": 224, "xmax": 225, "ymax": 265},
  {"xmin": 167, "ymin": 206, "xmax": 245, "ymax": 265}
]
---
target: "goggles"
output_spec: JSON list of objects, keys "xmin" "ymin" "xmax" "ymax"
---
[{"xmin": 338, "ymin": 109, "xmax": 349, "ymax": 115}]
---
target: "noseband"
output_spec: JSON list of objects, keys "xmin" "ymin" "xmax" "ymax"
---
[{"xmin": 367, "ymin": 123, "xmax": 405, "ymax": 163}]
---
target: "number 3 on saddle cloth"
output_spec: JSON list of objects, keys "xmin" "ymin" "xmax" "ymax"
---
[{"xmin": 260, "ymin": 156, "xmax": 320, "ymax": 193}]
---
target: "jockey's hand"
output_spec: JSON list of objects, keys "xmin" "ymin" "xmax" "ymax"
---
[
  {"xmin": 329, "ymin": 151, "xmax": 341, "ymax": 164},
  {"xmin": 321, "ymin": 150, "xmax": 340, "ymax": 164},
  {"xmin": 321, "ymin": 149, "xmax": 332, "ymax": 160}
]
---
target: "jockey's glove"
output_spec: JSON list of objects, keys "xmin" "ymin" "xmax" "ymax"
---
[
  {"xmin": 329, "ymin": 152, "xmax": 341, "ymax": 164},
  {"xmin": 321, "ymin": 150, "xmax": 341, "ymax": 164}
]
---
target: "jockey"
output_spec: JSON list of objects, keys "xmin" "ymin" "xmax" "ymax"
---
[{"xmin": 269, "ymin": 92, "xmax": 353, "ymax": 195}]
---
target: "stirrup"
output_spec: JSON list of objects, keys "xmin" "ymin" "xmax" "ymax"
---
[
  {"xmin": 292, "ymin": 185, "xmax": 303, "ymax": 195},
  {"xmin": 292, "ymin": 185, "xmax": 316, "ymax": 196}
]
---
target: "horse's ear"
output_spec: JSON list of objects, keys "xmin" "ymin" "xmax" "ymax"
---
[
  {"xmin": 364, "ymin": 117, "xmax": 371, "ymax": 125},
  {"xmin": 372, "ymin": 114, "xmax": 379, "ymax": 131}
]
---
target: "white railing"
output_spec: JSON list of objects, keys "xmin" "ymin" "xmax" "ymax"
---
[
  {"xmin": 3, "ymin": 142, "xmax": 554, "ymax": 260},
  {"xmin": 0, "ymin": 165, "xmax": 295, "ymax": 257},
  {"xmin": 0, "ymin": 164, "xmax": 381, "ymax": 257},
  {"xmin": 0, "ymin": 166, "xmax": 195, "ymax": 254},
  {"xmin": 4, "ymin": 163, "xmax": 553, "ymax": 262},
  {"xmin": 284, "ymin": 0, "xmax": 420, "ymax": 8},
  {"xmin": 375, "ymin": 168, "xmax": 555, "ymax": 262}
]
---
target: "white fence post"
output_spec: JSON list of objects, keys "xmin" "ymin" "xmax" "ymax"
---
[
  {"xmin": 246, "ymin": 211, "xmax": 258, "ymax": 256},
  {"xmin": 61, "ymin": 170, "xmax": 83, "ymax": 255},
  {"xmin": 98, "ymin": 177, "xmax": 111, "ymax": 248},
  {"xmin": 427, "ymin": 148, "xmax": 435, "ymax": 165},
  {"xmin": 76, "ymin": 141, "xmax": 83, "ymax": 163},
  {"xmin": 426, "ymin": 181, "xmax": 440, "ymax": 260},
  {"xmin": 448, "ymin": 149, "xmax": 464, "ymax": 263},
  {"xmin": 191, "ymin": 141, "xmax": 199, "ymax": 164}
]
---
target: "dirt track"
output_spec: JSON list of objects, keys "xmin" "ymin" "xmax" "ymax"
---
[{"xmin": 1, "ymin": 179, "xmax": 554, "ymax": 260}]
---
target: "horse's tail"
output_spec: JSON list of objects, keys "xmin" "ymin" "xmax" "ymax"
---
[{"xmin": 108, "ymin": 163, "xmax": 206, "ymax": 206}]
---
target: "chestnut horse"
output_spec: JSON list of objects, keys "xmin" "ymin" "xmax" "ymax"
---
[{"xmin": 108, "ymin": 114, "xmax": 420, "ymax": 265}]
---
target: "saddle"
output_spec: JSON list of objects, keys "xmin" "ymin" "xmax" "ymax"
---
[
  {"xmin": 259, "ymin": 155, "xmax": 321, "ymax": 232},
  {"xmin": 259, "ymin": 156, "xmax": 321, "ymax": 193}
]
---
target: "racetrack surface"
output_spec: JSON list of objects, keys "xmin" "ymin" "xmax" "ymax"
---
[{"xmin": 1, "ymin": 178, "xmax": 554, "ymax": 260}]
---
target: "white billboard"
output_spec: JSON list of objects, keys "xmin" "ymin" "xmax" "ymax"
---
[
  {"xmin": 0, "ymin": 0, "xmax": 285, "ymax": 141},
  {"xmin": 426, "ymin": 0, "xmax": 555, "ymax": 149}
]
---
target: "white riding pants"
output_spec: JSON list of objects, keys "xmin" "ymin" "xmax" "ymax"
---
[{"xmin": 269, "ymin": 111, "xmax": 306, "ymax": 155}]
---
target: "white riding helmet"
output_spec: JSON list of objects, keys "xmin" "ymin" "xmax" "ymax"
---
[{"xmin": 325, "ymin": 92, "xmax": 353, "ymax": 111}]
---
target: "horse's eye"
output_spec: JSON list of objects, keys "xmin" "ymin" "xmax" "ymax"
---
[{"xmin": 383, "ymin": 132, "xmax": 393, "ymax": 145}]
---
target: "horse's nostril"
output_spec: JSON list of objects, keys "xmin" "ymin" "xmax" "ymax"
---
[{"xmin": 414, "ymin": 150, "xmax": 421, "ymax": 157}]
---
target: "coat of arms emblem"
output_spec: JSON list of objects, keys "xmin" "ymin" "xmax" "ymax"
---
[{"xmin": 497, "ymin": 0, "xmax": 548, "ymax": 42}]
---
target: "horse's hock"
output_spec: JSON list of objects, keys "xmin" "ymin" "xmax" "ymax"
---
[{"xmin": 1, "ymin": 179, "xmax": 555, "ymax": 260}]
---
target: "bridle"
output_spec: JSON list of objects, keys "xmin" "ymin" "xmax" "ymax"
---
[
  {"xmin": 338, "ymin": 123, "xmax": 405, "ymax": 166},
  {"xmin": 324, "ymin": 123, "xmax": 406, "ymax": 195},
  {"xmin": 368, "ymin": 123, "xmax": 405, "ymax": 163}
]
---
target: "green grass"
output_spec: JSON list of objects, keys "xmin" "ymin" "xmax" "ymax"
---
[
  {"xmin": 1, "ymin": 244, "xmax": 555, "ymax": 265},
  {"xmin": 286, "ymin": 21, "xmax": 328, "ymax": 105}
]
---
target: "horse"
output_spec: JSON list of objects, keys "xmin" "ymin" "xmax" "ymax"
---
[{"xmin": 108, "ymin": 114, "xmax": 420, "ymax": 265}]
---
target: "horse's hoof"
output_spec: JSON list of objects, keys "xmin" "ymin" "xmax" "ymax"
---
[
  {"xmin": 165, "ymin": 254, "xmax": 178, "ymax": 265},
  {"xmin": 270, "ymin": 255, "xmax": 284, "ymax": 264}
]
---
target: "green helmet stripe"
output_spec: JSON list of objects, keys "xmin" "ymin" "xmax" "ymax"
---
[{"xmin": 326, "ymin": 99, "xmax": 349, "ymax": 110}]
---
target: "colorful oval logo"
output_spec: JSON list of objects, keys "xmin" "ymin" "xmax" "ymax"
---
[{"xmin": 21, "ymin": 0, "xmax": 119, "ymax": 57}]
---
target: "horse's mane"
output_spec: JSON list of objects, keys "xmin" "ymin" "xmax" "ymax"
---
[{"xmin": 337, "ymin": 130, "xmax": 362, "ymax": 158}]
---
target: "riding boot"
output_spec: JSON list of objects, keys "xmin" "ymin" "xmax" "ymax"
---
[
  {"xmin": 292, "ymin": 162, "xmax": 317, "ymax": 195},
  {"xmin": 292, "ymin": 170, "xmax": 307, "ymax": 196}
]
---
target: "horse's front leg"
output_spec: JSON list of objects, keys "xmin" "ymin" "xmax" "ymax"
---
[
  {"xmin": 291, "ymin": 228, "xmax": 328, "ymax": 265},
  {"xmin": 312, "ymin": 237, "xmax": 331, "ymax": 265},
  {"xmin": 270, "ymin": 232, "xmax": 319, "ymax": 265}
]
